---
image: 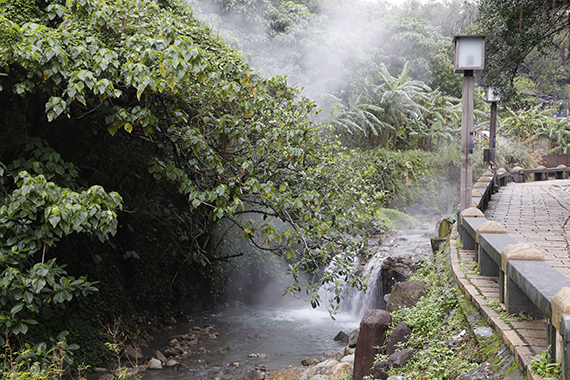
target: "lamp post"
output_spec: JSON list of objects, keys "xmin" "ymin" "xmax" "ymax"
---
[
  {"xmin": 454, "ymin": 35, "xmax": 486, "ymax": 212},
  {"xmin": 485, "ymin": 87, "xmax": 500, "ymax": 165}
]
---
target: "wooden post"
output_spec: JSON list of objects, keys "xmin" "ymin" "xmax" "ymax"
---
[{"xmin": 460, "ymin": 71, "xmax": 474, "ymax": 212}]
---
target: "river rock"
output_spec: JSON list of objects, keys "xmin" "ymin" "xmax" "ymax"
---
[
  {"xmin": 352, "ymin": 309, "xmax": 391, "ymax": 380},
  {"xmin": 348, "ymin": 328, "xmax": 359, "ymax": 348},
  {"xmin": 333, "ymin": 331, "xmax": 349, "ymax": 344},
  {"xmin": 165, "ymin": 359, "xmax": 179, "ymax": 367},
  {"xmin": 155, "ymin": 350, "xmax": 167, "ymax": 363},
  {"xmin": 328, "ymin": 362, "xmax": 351, "ymax": 380},
  {"xmin": 244, "ymin": 369, "xmax": 263, "ymax": 380},
  {"xmin": 340, "ymin": 353, "xmax": 354, "ymax": 363},
  {"xmin": 147, "ymin": 357, "xmax": 163, "ymax": 370},
  {"xmin": 125, "ymin": 345, "xmax": 143, "ymax": 360},
  {"xmin": 386, "ymin": 321, "xmax": 412, "ymax": 355},
  {"xmin": 219, "ymin": 346, "xmax": 231, "ymax": 354},
  {"xmin": 301, "ymin": 357, "xmax": 320, "ymax": 366},
  {"xmin": 388, "ymin": 349, "xmax": 417, "ymax": 367},
  {"xmin": 324, "ymin": 350, "xmax": 336, "ymax": 357},
  {"xmin": 309, "ymin": 376, "xmax": 330, "ymax": 380},
  {"xmin": 386, "ymin": 281, "xmax": 426, "ymax": 313}
]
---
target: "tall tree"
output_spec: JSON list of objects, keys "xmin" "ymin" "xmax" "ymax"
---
[{"xmin": 478, "ymin": 0, "xmax": 570, "ymax": 104}]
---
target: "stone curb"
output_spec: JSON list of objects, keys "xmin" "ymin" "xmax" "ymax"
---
[{"xmin": 449, "ymin": 238, "xmax": 542, "ymax": 380}]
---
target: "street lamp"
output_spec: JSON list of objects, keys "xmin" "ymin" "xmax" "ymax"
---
[
  {"xmin": 454, "ymin": 35, "xmax": 486, "ymax": 212},
  {"xmin": 484, "ymin": 87, "xmax": 500, "ymax": 165}
]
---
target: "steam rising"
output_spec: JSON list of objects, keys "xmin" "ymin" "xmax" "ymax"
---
[{"xmin": 187, "ymin": 0, "xmax": 407, "ymax": 104}]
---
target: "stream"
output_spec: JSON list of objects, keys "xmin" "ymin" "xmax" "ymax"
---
[{"xmin": 134, "ymin": 215, "xmax": 436, "ymax": 380}]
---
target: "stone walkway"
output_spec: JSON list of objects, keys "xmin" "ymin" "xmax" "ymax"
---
[
  {"xmin": 450, "ymin": 179, "xmax": 570, "ymax": 379},
  {"xmin": 485, "ymin": 180, "xmax": 570, "ymax": 278}
]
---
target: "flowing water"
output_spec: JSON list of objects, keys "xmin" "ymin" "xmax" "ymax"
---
[
  {"xmin": 140, "ymin": 307, "xmax": 360, "ymax": 380},
  {"xmin": 134, "ymin": 218, "xmax": 436, "ymax": 380}
]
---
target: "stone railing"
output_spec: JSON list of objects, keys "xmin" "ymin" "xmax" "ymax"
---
[
  {"xmin": 510, "ymin": 165, "xmax": 568, "ymax": 182},
  {"xmin": 457, "ymin": 170, "xmax": 570, "ymax": 379}
]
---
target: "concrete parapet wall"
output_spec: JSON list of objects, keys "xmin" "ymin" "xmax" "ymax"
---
[{"xmin": 459, "ymin": 171, "xmax": 570, "ymax": 377}]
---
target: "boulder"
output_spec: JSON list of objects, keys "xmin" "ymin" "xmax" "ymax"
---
[
  {"xmin": 388, "ymin": 349, "xmax": 417, "ymax": 367},
  {"xmin": 387, "ymin": 281, "xmax": 426, "ymax": 313},
  {"xmin": 386, "ymin": 321, "xmax": 412, "ymax": 355},
  {"xmin": 380, "ymin": 257, "xmax": 417, "ymax": 297},
  {"xmin": 147, "ymin": 358, "xmax": 163, "ymax": 370},
  {"xmin": 352, "ymin": 309, "xmax": 391, "ymax": 380},
  {"xmin": 371, "ymin": 360, "xmax": 389, "ymax": 380},
  {"xmin": 333, "ymin": 331, "xmax": 349, "ymax": 344},
  {"xmin": 323, "ymin": 350, "xmax": 336, "ymax": 357}
]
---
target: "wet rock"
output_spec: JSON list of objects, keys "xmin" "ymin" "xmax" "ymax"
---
[
  {"xmin": 386, "ymin": 321, "xmax": 412, "ymax": 356},
  {"xmin": 353, "ymin": 309, "xmax": 391, "ymax": 380},
  {"xmin": 219, "ymin": 346, "xmax": 231, "ymax": 354},
  {"xmin": 165, "ymin": 359, "xmax": 179, "ymax": 367},
  {"xmin": 301, "ymin": 357, "xmax": 320, "ymax": 366},
  {"xmin": 335, "ymin": 346, "xmax": 350, "ymax": 361},
  {"xmin": 388, "ymin": 349, "xmax": 417, "ymax": 367},
  {"xmin": 244, "ymin": 369, "xmax": 263, "ymax": 380},
  {"xmin": 381, "ymin": 257, "xmax": 418, "ymax": 297},
  {"xmin": 147, "ymin": 357, "xmax": 163, "ymax": 370},
  {"xmin": 348, "ymin": 328, "xmax": 359, "ymax": 348},
  {"xmin": 333, "ymin": 331, "xmax": 349, "ymax": 344},
  {"xmin": 323, "ymin": 350, "xmax": 336, "ymax": 357},
  {"xmin": 386, "ymin": 281, "xmax": 427, "ymax": 313}
]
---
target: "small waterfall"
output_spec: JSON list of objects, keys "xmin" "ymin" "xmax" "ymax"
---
[{"xmin": 339, "ymin": 253, "xmax": 386, "ymax": 318}]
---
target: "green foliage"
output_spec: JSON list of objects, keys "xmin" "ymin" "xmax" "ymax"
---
[
  {"xmin": 357, "ymin": 146, "xmax": 461, "ymax": 213},
  {"xmin": 384, "ymin": 252, "xmax": 480, "ymax": 379},
  {"xmin": 1, "ymin": 331, "xmax": 86, "ymax": 380},
  {"xmin": 0, "ymin": 170, "xmax": 121, "ymax": 343},
  {"xmin": 530, "ymin": 347, "xmax": 561, "ymax": 380},
  {"xmin": 0, "ymin": 0, "xmax": 396, "ymax": 355},
  {"xmin": 373, "ymin": 208, "xmax": 419, "ymax": 231},
  {"xmin": 478, "ymin": 0, "xmax": 570, "ymax": 106},
  {"xmin": 498, "ymin": 106, "xmax": 570, "ymax": 155}
]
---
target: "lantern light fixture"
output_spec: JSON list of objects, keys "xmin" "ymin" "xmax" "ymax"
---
[{"xmin": 454, "ymin": 35, "xmax": 486, "ymax": 74}]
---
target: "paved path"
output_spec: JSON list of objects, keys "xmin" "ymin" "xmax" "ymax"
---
[
  {"xmin": 450, "ymin": 179, "xmax": 570, "ymax": 379},
  {"xmin": 485, "ymin": 180, "xmax": 570, "ymax": 278}
]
